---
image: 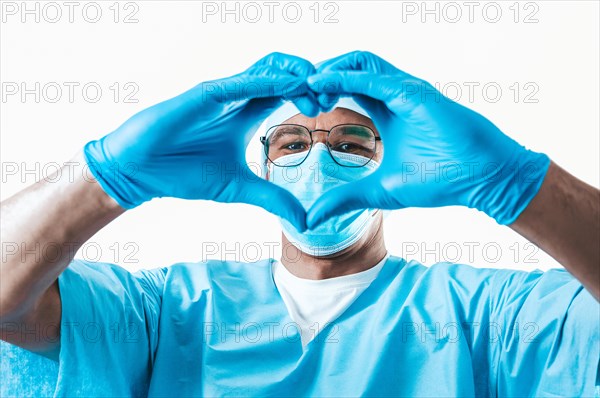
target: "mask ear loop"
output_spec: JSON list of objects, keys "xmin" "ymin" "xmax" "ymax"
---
[
  {"xmin": 264, "ymin": 159, "xmax": 271, "ymax": 181},
  {"xmin": 260, "ymin": 132, "xmax": 270, "ymax": 180},
  {"xmin": 370, "ymin": 209, "xmax": 392, "ymax": 219}
]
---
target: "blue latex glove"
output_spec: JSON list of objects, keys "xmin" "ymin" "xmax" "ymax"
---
[
  {"xmin": 306, "ymin": 51, "xmax": 550, "ymax": 227},
  {"xmin": 84, "ymin": 53, "xmax": 320, "ymax": 231}
]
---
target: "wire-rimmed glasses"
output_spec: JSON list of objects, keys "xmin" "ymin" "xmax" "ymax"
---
[{"xmin": 260, "ymin": 124, "xmax": 381, "ymax": 168}]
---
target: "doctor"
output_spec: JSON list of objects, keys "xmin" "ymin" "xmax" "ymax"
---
[{"xmin": 1, "ymin": 52, "xmax": 599, "ymax": 397}]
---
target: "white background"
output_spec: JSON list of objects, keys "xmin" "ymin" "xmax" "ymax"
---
[{"xmin": 1, "ymin": 0, "xmax": 598, "ymax": 272}]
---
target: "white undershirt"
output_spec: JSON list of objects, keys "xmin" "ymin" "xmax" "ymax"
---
[{"xmin": 272, "ymin": 254, "xmax": 390, "ymax": 347}]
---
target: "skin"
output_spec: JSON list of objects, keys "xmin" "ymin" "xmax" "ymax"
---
[{"xmin": 1, "ymin": 110, "xmax": 598, "ymax": 364}]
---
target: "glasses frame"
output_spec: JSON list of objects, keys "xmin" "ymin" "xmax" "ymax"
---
[{"xmin": 260, "ymin": 123, "xmax": 382, "ymax": 168}]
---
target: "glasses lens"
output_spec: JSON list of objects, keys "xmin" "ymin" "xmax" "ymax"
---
[
  {"xmin": 328, "ymin": 125, "xmax": 377, "ymax": 166},
  {"xmin": 265, "ymin": 124, "xmax": 312, "ymax": 166}
]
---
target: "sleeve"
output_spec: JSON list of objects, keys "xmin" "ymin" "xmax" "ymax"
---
[
  {"xmin": 489, "ymin": 268, "xmax": 600, "ymax": 397},
  {"xmin": 0, "ymin": 340, "xmax": 59, "ymax": 397},
  {"xmin": 53, "ymin": 259, "xmax": 166, "ymax": 397}
]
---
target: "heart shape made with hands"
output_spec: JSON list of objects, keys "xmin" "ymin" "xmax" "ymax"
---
[{"xmin": 84, "ymin": 50, "xmax": 548, "ymax": 234}]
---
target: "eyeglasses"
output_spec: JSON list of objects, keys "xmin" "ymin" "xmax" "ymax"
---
[{"xmin": 260, "ymin": 124, "xmax": 381, "ymax": 168}]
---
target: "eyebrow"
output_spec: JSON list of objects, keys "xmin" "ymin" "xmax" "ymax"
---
[
  {"xmin": 337, "ymin": 125, "xmax": 375, "ymax": 139},
  {"xmin": 269, "ymin": 128, "xmax": 307, "ymax": 144}
]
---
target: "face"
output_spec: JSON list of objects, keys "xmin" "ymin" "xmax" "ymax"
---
[
  {"xmin": 264, "ymin": 107, "xmax": 386, "ymax": 257},
  {"xmin": 264, "ymin": 107, "xmax": 384, "ymax": 178}
]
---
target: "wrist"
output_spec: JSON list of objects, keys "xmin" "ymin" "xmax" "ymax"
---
[
  {"xmin": 473, "ymin": 147, "xmax": 551, "ymax": 225},
  {"xmin": 82, "ymin": 140, "xmax": 145, "ymax": 209},
  {"xmin": 70, "ymin": 151, "xmax": 125, "ymax": 212}
]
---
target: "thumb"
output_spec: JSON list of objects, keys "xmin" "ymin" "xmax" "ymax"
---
[
  {"xmin": 208, "ymin": 73, "xmax": 307, "ymax": 104},
  {"xmin": 238, "ymin": 88, "xmax": 320, "ymax": 130},
  {"xmin": 306, "ymin": 173, "xmax": 391, "ymax": 229},
  {"xmin": 317, "ymin": 92, "xmax": 340, "ymax": 113},
  {"xmin": 351, "ymin": 94, "xmax": 393, "ymax": 121},
  {"xmin": 236, "ymin": 177, "xmax": 308, "ymax": 232},
  {"xmin": 290, "ymin": 89, "xmax": 320, "ymax": 118}
]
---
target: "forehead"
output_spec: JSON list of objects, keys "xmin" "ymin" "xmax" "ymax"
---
[{"xmin": 281, "ymin": 107, "xmax": 379, "ymax": 136}]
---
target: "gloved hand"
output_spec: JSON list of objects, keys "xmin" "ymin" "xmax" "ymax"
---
[
  {"xmin": 84, "ymin": 52, "xmax": 319, "ymax": 231},
  {"xmin": 306, "ymin": 51, "xmax": 550, "ymax": 227}
]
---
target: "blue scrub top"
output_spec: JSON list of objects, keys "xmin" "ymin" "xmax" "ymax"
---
[{"xmin": 2, "ymin": 256, "xmax": 599, "ymax": 397}]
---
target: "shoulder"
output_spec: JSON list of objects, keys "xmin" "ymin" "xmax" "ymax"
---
[
  {"xmin": 389, "ymin": 256, "xmax": 577, "ymax": 297},
  {"xmin": 146, "ymin": 258, "xmax": 273, "ymax": 291},
  {"xmin": 63, "ymin": 258, "xmax": 272, "ymax": 300},
  {"xmin": 395, "ymin": 257, "xmax": 501, "ymax": 284},
  {"xmin": 397, "ymin": 256, "xmax": 573, "ymax": 285}
]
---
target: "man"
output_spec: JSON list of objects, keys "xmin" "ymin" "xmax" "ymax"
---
[{"xmin": 1, "ymin": 52, "xmax": 598, "ymax": 397}]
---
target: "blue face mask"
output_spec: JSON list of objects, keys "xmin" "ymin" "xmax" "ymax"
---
[{"xmin": 268, "ymin": 143, "xmax": 381, "ymax": 257}]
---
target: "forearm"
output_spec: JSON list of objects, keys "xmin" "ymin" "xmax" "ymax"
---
[
  {"xmin": 510, "ymin": 161, "xmax": 600, "ymax": 301},
  {"xmin": 0, "ymin": 151, "xmax": 124, "ymax": 321}
]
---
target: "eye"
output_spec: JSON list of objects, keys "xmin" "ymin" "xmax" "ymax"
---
[
  {"xmin": 283, "ymin": 142, "xmax": 308, "ymax": 151},
  {"xmin": 331, "ymin": 142, "xmax": 366, "ymax": 153}
]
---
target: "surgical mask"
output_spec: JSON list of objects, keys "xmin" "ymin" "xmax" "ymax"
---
[{"xmin": 268, "ymin": 143, "xmax": 381, "ymax": 257}]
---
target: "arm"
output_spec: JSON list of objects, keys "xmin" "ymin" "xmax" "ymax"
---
[
  {"xmin": 0, "ymin": 152, "xmax": 124, "ymax": 359},
  {"xmin": 306, "ymin": 51, "xmax": 598, "ymax": 299},
  {"xmin": 510, "ymin": 161, "xmax": 600, "ymax": 301},
  {"xmin": 1, "ymin": 53, "xmax": 316, "ymax": 360}
]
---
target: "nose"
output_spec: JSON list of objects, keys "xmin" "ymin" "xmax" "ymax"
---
[{"xmin": 311, "ymin": 130, "xmax": 328, "ymax": 145}]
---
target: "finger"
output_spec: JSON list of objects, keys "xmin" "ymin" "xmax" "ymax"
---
[
  {"xmin": 349, "ymin": 94, "xmax": 390, "ymax": 121},
  {"xmin": 241, "ymin": 96, "xmax": 290, "ymax": 130},
  {"xmin": 206, "ymin": 72, "xmax": 307, "ymax": 104},
  {"xmin": 317, "ymin": 92, "xmax": 340, "ymax": 112},
  {"xmin": 203, "ymin": 53, "xmax": 316, "ymax": 105},
  {"xmin": 306, "ymin": 173, "xmax": 398, "ymax": 229},
  {"xmin": 291, "ymin": 89, "xmax": 320, "ymax": 118},
  {"xmin": 252, "ymin": 54, "xmax": 319, "ymax": 117},
  {"xmin": 310, "ymin": 63, "xmax": 341, "ymax": 111},
  {"xmin": 314, "ymin": 57, "xmax": 338, "ymax": 71},
  {"xmin": 243, "ymin": 95, "xmax": 284, "ymax": 113},
  {"xmin": 308, "ymin": 72, "xmax": 399, "ymax": 104},
  {"xmin": 348, "ymin": 94, "xmax": 405, "ymax": 145},
  {"xmin": 236, "ymin": 177, "xmax": 308, "ymax": 232},
  {"xmin": 254, "ymin": 52, "xmax": 316, "ymax": 79},
  {"xmin": 256, "ymin": 53, "xmax": 319, "ymax": 116},
  {"xmin": 316, "ymin": 51, "xmax": 400, "ymax": 74},
  {"xmin": 239, "ymin": 88, "xmax": 319, "ymax": 129},
  {"xmin": 314, "ymin": 51, "xmax": 374, "ymax": 72}
]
